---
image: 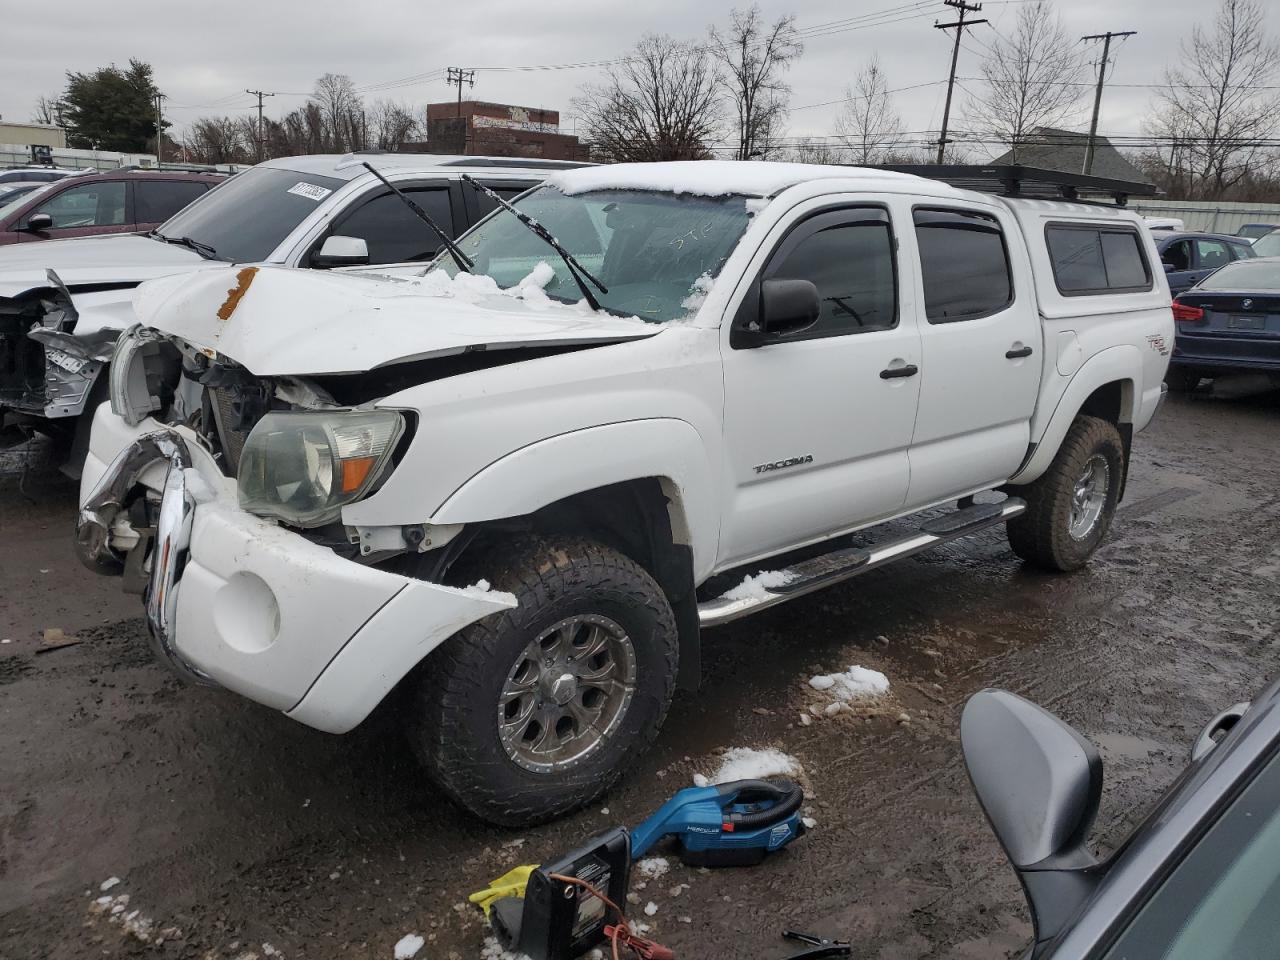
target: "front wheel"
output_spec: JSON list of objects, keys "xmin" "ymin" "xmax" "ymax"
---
[
  {"xmin": 1006, "ymin": 415, "xmax": 1124, "ymax": 572},
  {"xmin": 409, "ymin": 536, "xmax": 679, "ymax": 825}
]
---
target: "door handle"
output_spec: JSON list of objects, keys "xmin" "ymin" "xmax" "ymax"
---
[
  {"xmin": 879, "ymin": 363, "xmax": 919, "ymax": 380},
  {"xmin": 1005, "ymin": 345, "xmax": 1034, "ymax": 359}
]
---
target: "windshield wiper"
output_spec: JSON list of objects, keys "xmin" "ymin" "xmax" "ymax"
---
[
  {"xmin": 151, "ymin": 231, "xmax": 221, "ymax": 261},
  {"xmin": 361, "ymin": 162, "xmax": 473, "ymax": 273},
  {"xmin": 460, "ymin": 174, "xmax": 608, "ymax": 312}
]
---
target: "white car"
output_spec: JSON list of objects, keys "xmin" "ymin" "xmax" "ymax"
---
[
  {"xmin": 0, "ymin": 153, "xmax": 583, "ymax": 468},
  {"xmin": 77, "ymin": 161, "xmax": 1173, "ymax": 824}
]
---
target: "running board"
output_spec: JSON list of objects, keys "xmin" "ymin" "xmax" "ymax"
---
[{"xmin": 698, "ymin": 499, "xmax": 1026, "ymax": 627}]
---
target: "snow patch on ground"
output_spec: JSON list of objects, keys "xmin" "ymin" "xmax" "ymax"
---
[
  {"xmin": 394, "ymin": 933, "xmax": 425, "ymax": 959},
  {"xmin": 808, "ymin": 665, "xmax": 890, "ymax": 701},
  {"xmin": 643, "ymin": 901, "xmax": 659, "ymax": 917},
  {"xmin": 99, "ymin": 876, "xmax": 121, "ymax": 892},
  {"xmin": 696, "ymin": 746, "xmax": 801, "ymax": 785},
  {"xmin": 720, "ymin": 570, "xmax": 797, "ymax": 602},
  {"xmin": 635, "ymin": 857, "xmax": 670, "ymax": 880},
  {"xmin": 480, "ymin": 936, "xmax": 534, "ymax": 960}
]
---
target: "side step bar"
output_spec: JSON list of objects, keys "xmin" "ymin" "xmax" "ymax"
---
[{"xmin": 698, "ymin": 498, "xmax": 1026, "ymax": 628}]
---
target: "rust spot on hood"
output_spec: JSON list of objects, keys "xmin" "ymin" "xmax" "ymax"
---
[{"xmin": 217, "ymin": 267, "xmax": 258, "ymax": 321}]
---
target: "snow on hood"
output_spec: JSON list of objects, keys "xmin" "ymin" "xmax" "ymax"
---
[
  {"xmin": 547, "ymin": 160, "xmax": 931, "ymax": 198},
  {"xmin": 132, "ymin": 265, "xmax": 660, "ymax": 376},
  {"xmin": 0, "ymin": 233, "xmax": 214, "ymax": 299}
]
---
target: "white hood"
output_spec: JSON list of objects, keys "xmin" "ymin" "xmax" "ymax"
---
[
  {"xmin": 0, "ymin": 233, "xmax": 213, "ymax": 299},
  {"xmin": 133, "ymin": 265, "xmax": 661, "ymax": 376}
]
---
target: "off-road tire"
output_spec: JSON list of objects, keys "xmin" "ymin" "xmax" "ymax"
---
[
  {"xmin": 410, "ymin": 536, "xmax": 678, "ymax": 826},
  {"xmin": 1165, "ymin": 366, "xmax": 1201, "ymax": 393},
  {"xmin": 1007, "ymin": 415, "xmax": 1124, "ymax": 573}
]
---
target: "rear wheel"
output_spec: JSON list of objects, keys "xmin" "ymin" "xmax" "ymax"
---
[
  {"xmin": 409, "ymin": 536, "xmax": 678, "ymax": 825},
  {"xmin": 1165, "ymin": 366, "xmax": 1201, "ymax": 393},
  {"xmin": 1007, "ymin": 415, "xmax": 1124, "ymax": 572}
]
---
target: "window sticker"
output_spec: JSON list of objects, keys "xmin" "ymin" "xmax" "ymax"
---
[{"xmin": 287, "ymin": 182, "xmax": 333, "ymax": 202}]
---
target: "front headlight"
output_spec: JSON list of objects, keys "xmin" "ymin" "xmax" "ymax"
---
[{"xmin": 237, "ymin": 410, "xmax": 404, "ymax": 528}]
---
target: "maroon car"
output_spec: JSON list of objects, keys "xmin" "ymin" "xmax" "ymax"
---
[{"xmin": 0, "ymin": 170, "xmax": 224, "ymax": 246}]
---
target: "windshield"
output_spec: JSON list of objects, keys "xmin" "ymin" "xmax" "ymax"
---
[
  {"xmin": 155, "ymin": 166, "xmax": 344, "ymax": 263},
  {"xmin": 437, "ymin": 186, "xmax": 753, "ymax": 322},
  {"xmin": 0, "ymin": 182, "xmax": 54, "ymax": 222},
  {"xmin": 1199, "ymin": 260, "xmax": 1280, "ymax": 291},
  {"xmin": 1250, "ymin": 232, "xmax": 1280, "ymax": 258}
]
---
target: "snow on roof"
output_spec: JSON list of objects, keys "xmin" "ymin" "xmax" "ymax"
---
[
  {"xmin": 261, "ymin": 153, "xmax": 580, "ymax": 182},
  {"xmin": 548, "ymin": 159, "xmax": 934, "ymax": 198}
]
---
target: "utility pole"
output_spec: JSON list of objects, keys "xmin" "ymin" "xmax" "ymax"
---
[
  {"xmin": 446, "ymin": 67, "xmax": 476, "ymax": 153},
  {"xmin": 934, "ymin": 0, "xmax": 986, "ymax": 164},
  {"xmin": 1081, "ymin": 31, "xmax": 1136, "ymax": 175},
  {"xmin": 246, "ymin": 89, "xmax": 276, "ymax": 162},
  {"xmin": 153, "ymin": 92, "xmax": 167, "ymax": 168}
]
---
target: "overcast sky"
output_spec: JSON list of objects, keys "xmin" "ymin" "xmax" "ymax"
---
[{"xmin": 3, "ymin": 0, "xmax": 1277, "ymax": 158}]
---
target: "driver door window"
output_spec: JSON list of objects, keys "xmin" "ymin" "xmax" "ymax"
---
[
  {"xmin": 35, "ymin": 182, "xmax": 128, "ymax": 229},
  {"xmin": 327, "ymin": 186, "xmax": 455, "ymax": 265},
  {"xmin": 1099, "ymin": 747, "xmax": 1280, "ymax": 959}
]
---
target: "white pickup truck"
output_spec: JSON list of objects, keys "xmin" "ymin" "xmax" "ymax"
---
[{"xmin": 76, "ymin": 161, "xmax": 1172, "ymax": 824}]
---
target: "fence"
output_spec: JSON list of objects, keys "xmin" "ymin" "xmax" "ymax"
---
[
  {"xmin": 0, "ymin": 143, "xmax": 158, "ymax": 172},
  {"xmin": 1129, "ymin": 199, "xmax": 1280, "ymax": 235}
]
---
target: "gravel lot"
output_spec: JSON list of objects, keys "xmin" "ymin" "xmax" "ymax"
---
[{"xmin": 2, "ymin": 380, "xmax": 1278, "ymax": 960}]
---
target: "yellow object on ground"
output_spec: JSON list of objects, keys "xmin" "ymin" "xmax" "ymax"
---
[{"xmin": 468, "ymin": 864, "xmax": 539, "ymax": 916}]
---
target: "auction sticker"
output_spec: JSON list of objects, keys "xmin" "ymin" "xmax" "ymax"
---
[{"xmin": 287, "ymin": 182, "xmax": 333, "ymax": 202}]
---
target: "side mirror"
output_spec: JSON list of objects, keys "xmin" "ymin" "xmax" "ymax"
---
[
  {"xmin": 733, "ymin": 278, "xmax": 820, "ymax": 348},
  {"xmin": 25, "ymin": 212, "xmax": 54, "ymax": 232},
  {"xmin": 962, "ymin": 690, "xmax": 1104, "ymax": 946},
  {"xmin": 312, "ymin": 235, "xmax": 369, "ymax": 268},
  {"xmin": 1163, "ymin": 262, "xmax": 1176, "ymax": 273}
]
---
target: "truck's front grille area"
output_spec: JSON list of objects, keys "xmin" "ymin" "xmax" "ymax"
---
[{"xmin": 210, "ymin": 387, "xmax": 250, "ymax": 474}]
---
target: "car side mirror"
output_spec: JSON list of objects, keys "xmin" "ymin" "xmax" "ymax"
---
[
  {"xmin": 962, "ymin": 690, "xmax": 1104, "ymax": 947},
  {"xmin": 1163, "ymin": 262, "xmax": 1177, "ymax": 273},
  {"xmin": 312, "ymin": 235, "xmax": 369, "ymax": 268},
  {"xmin": 733, "ymin": 278, "xmax": 820, "ymax": 348},
  {"xmin": 25, "ymin": 212, "xmax": 53, "ymax": 232}
]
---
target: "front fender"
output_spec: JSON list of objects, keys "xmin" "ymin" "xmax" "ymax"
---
[
  {"xmin": 430, "ymin": 418, "xmax": 720, "ymax": 581},
  {"xmin": 1011, "ymin": 345, "xmax": 1140, "ymax": 485}
]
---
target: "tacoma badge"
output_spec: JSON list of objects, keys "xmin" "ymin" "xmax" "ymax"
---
[{"xmin": 754, "ymin": 455, "xmax": 814, "ymax": 474}]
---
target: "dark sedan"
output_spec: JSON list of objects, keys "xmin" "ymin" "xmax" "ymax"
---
[
  {"xmin": 963, "ymin": 678, "xmax": 1280, "ymax": 958},
  {"xmin": 0, "ymin": 170, "xmax": 223, "ymax": 246},
  {"xmin": 1166, "ymin": 256, "xmax": 1280, "ymax": 391},
  {"xmin": 1154, "ymin": 230, "xmax": 1255, "ymax": 295}
]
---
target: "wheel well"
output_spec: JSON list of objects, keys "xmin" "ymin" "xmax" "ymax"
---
[
  {"xmin": 435, "ymin": 479, "xmax": 702, "ymax": 690},
  {"xmin": 1077, "ymin": 379, "xmax": 1134, "ymax": 500}
]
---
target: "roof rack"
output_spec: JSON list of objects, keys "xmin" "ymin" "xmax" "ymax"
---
[{"xmin": 873, "ymin": 163, "xmax": 1157, "ymax": 206}]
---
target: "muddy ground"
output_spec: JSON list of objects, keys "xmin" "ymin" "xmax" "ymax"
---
[{"xmin": 2, "ymin": 382, "xmax": 1279, "ymax": 960}]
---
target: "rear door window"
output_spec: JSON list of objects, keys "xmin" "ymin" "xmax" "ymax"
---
[
  {"xmin": 914, "ymin": 208, "xmax": 1013, "ymax": 322},
  {"xmin": 135, "ymin": 180, "xmax": 209, "ymax": 223},
  {"xmin": 1193, "ymin": 238, "xmax": 1233, "ymax": 272},
  {"xmin": 1046, "ymin": 224, "xmax": 1152, "ymax": 295}
]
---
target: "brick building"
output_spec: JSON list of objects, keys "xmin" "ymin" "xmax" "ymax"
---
[{"xmin": 418, "ymin": 101, "xmax": 588, "ymax": 162}]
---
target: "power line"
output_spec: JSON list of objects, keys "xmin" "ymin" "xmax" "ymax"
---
[
  {"xmin": 934, "ymin": 0, "xmax": 988, "ymax": 162},
  {"xmin": 1081, "ymin": 30, "xmax": 1138, "ymax": 174}
]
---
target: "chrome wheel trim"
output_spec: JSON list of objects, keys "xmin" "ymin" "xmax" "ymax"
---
[
  {"xmin": 498, "ymin": 613, "xmax": 638, "ymax": 774},
  {"xmin": 1068, "ymin": 455, "xmax": 1111, "ymax": 541}
]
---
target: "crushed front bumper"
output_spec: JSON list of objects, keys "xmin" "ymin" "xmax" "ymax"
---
[{"xmin": 76, "ymin": 415, "xmax": 516, "ymax": 733}]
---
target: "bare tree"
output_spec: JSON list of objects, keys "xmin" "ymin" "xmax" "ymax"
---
[
  {"xmin": 969, "ymin": 2, "xmax": 1085, "ymax": 161},
  {"xmin": 1145, "ymin": 0, "xmax": 1280, "ymax": 199},
  {"xmin": 32, "ymin": 95, "xmax": 63, "ymax": 126},
  {"xmin": 835, "ymin": 58, "xmax": 903, "ymax": 165},
  {"xmin": 777, "ymin": 137, "xmax": 842, "ymax": 165},
  {"xmin": 366, "ymin": 100, "xmax": 420, "ymax": 150},
  {"xmin": 310, "ymin": 73, "xmax": 363, "ymax": 151},
  {"xmin": 186, "ymin": 116, "xmax": 252, "ymax": 164},
  {"xmin": 574, "ymin": 34, "xmax": 721, "ymax": 162},
  {"xmin": 708, "ymin": 6, "xmax": 803, "ymax": 160}
]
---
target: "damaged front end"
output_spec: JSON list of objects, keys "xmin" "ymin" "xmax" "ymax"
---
[{"xmin": 0, "ymin": 270, "xmax": 117, "ymax": 447}]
